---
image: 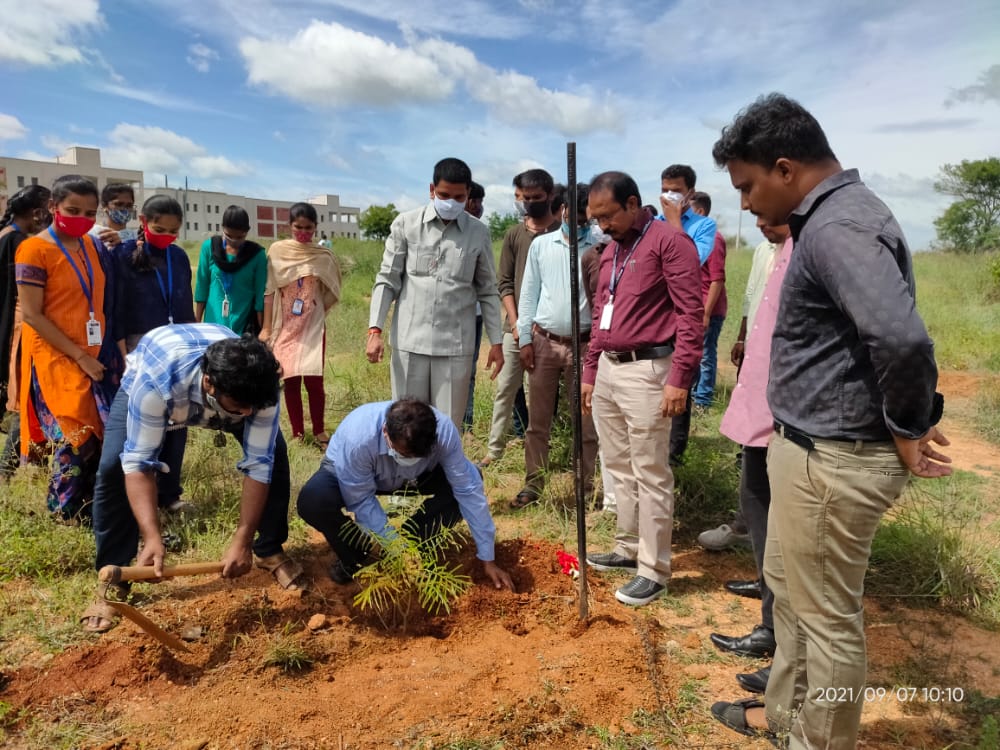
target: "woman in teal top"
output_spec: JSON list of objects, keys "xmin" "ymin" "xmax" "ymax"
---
[{"xmin": 194, "ymin": 206, "xmax": 267, "ymax": 335}]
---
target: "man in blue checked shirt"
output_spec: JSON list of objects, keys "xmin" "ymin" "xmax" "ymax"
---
[
  {"xmin": 82, "ymin": 324, "xmax": 300, "ymax": 633},
  {"xmin": 297, "ymin": 398, "xmax": 515, "ymax": 591}
]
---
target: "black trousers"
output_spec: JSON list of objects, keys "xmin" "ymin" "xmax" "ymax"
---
[
  {"xmin": 741, "ymin": 446, "xmax": 774, "ymax": 631},
  {"xmin": 297, "ymin": 463, "xmax": 463, "ymax": 573}
]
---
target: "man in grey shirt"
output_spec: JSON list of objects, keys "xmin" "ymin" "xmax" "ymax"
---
[
  {"xmin": 708, "ymin": 93, "xmax": 951, "ymax": 750},
  {"xmin": 367, "ymin": 158, "xmax": 504, "ymax": 428}
]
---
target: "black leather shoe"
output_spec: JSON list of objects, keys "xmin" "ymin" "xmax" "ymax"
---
[
  {"xmin": 736, "ymin": 665, "xmax": 771, "ymax": 694},
  {"xmin": 710, "ymin": 625, "xmax": 775, "ymax": 658},
  {"xmin": 724, "ymin": 579, "xmax": 762, "ymax": 599},
  {"xmin": 328, "ymin": 560, "xmax": 355, "ymax": 585}
]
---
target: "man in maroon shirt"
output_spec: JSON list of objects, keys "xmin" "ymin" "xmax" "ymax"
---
[{"xmin": 582, "ymin": 171, "xmax": 704, "ymax": 606}]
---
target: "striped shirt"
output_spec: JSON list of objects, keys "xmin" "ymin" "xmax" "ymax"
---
[{"xmin": 120, "ymin": 323, "xmax": 280, "ymax": 483}]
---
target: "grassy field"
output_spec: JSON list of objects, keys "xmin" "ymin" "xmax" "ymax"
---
[{"xmin": 1, "ymin": 237, "xmax": 998, "ymax": 747}]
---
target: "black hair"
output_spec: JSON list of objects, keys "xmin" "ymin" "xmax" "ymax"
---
[
  {"xmin": 51, "ymin": 174, "xmax": 99, "ymax": 205},
  {"xmin": 712, "ymin": 92, "xmax": 837, "ymax": 169},
  {"xmin": 201, "ymin": 335, "xmax": 282, "ymax": 410},
  {"xmin": 222, "ymin": 205, "xmax": 251, "ymax": 232},
  {"xmin": 513, "ymin": 168, "xmax": 554, "ymax": 194},
  {"xmin": 101, "ymin": 183, "xmax": 135, "ymax": 207},
  {"xmin": 289, "ymin": 202, "xmax": 318, "ymax": 224},
  {"xmin": 550, "ymin": 183, "xmax": 566, "ymax": 214},
  {"xmin": 468, "ymin": 181, "xmax": 485, "ymax": 200},
  {"xmin": 133, "ymin": 195, "xmax": 183, "ymax": 270},
  {"xmin": 385, "ymin": 398, "xmax": 439, "ymax": 457},
  {"xmin": 589, "ymin": 171, "xmax": 642, "ymax": 208},
  {"xmin": 642, "ymin": 204, "xmax": 659, "ymax": 216},
  {"xmin": 0, "ymin": 185, "xmax": 51, "ymax": 230},
  {"xmin": 571, "ymin": 183, "xmax": 590, "ymax": 216},
  {"xmin": 432, "ymin": 157, "xmax": 472, "ymax": 187},
  {"xmin": 660, "ymin": 164, "xmax": 696, "ymax": 189},
  {"xmin": 691, "ymin": 191, "xmax": 712, "ymax": 215}
]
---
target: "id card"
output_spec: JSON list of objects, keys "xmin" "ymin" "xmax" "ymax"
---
[
  {"xmin": 291, "ymin": 298, "xmax": 304, "ymax": 316},
  {"xmin": 86, "ymin": 316, "xmax": 102, "ymax": 346},
  {"xmin": 221, "ymin": 297, "xmax": 230, "ymax": 318},
  {"xmin": 118, "ymin": 228, "xmax": 138, "ymax": 243},
  {"xmin": 599, "ymin": 301, "xmax": 614, "ymax": 330}
]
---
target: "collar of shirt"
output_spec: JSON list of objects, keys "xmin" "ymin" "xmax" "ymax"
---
[
  {"xmin": 789, "ymin": 168, "xmax": 860, "ymax": 240},
  {"xmin": 421, "ymin": 202, "xmax": 469, "ymax": 232},
  {"xmin": 617, "ymin": 207, "xmax": 653, "ymax": 247}
]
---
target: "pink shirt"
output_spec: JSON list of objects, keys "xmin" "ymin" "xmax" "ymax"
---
[{"xmin": 719, "ymin": 237, "xmax": 793, "ymax": 447}]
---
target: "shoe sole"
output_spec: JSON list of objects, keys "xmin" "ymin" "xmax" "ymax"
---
[
  {"xmin": 614, "ymin": 587, "xmax": 665, "ymax": 606},
  {"xmin": 713, "ymin": 642, "xmax": 775, "ymax": 659}
]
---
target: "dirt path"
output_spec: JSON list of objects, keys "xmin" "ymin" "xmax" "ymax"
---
[{"xmin": 937, "ymin": 371, "xmax": 998, "ymax": 477}]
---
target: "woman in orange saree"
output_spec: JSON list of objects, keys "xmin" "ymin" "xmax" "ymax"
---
[{"xmin": 15, "ymin": 175, "xmax": 119, "ymax": 521}]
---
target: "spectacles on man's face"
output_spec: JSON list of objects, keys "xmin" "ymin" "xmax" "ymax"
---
[{"xmin": 589, "ymin": 204, "xmax": 624, "ymax": 225}]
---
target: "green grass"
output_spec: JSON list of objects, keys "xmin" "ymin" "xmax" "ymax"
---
[{"xmin": 974, "ymin": 378, "xmax": 1000, "ymax": 446}]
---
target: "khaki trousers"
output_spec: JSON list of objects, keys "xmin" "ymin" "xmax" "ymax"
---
[
  {"xmin": 390, "ymin": 350, "xmax": 474, "ymax": 430},
  {"xmin": 765, "ymin": 432, "xmax": 909, "ymax": 750},
  {"xmin": 592, "ymin": 353, "xmax": 674, "ymax": 585},
  {"xmin": 523, "ymin": 335, "xmax": 597, "ymax": 497},
  {"xmin": 486, "ymin": 332, "xmax": 526, "ymax": 458}
]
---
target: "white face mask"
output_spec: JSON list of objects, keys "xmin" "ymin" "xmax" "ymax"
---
[
  {"xmin": 433, "ymin": 195, "xmax": 466, "ymax": 221},
  {"xmin": 388, "ymin": 447, "xmax": 423, "ymax": 467}
]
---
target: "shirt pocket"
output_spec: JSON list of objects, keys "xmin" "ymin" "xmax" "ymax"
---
[{"xmin": 406, "ymin": 243, "xmax": 439, "ymax": 277}]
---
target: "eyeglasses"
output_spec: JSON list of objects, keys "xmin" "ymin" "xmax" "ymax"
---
[{"xmin": 589, "ymin": 204, "xmax": 624, "ymax": 224}]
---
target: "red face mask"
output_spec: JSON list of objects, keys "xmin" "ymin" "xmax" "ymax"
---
[
  {"xmin": 143, "ymin": 220, "xmax": 177, "ymax": 250},
  {"xmin": 292, "ymin": 230, "xmax": 313, "ymax": 244},
  {"xmin": 54, "ymin": 211, "xmax": 96, "ymax": 238}
]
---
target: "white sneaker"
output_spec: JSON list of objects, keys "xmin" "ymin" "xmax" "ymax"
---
[{"xmin": 697, "ymin": 523, "xmax": 751, "ymax": 551}]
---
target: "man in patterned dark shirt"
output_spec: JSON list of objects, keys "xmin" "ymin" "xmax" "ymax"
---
[{"xmin": 707, "ymin": 93, "xmax": 951, "ymax": 750}]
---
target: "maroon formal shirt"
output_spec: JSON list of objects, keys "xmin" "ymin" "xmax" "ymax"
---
[
  {"xmin": 703, "ymin": 232, "xmax": 728, "ymax": 318},
  {"xmin": 583, "ymin": 208, "xmax": 704, "ymax": 389}
]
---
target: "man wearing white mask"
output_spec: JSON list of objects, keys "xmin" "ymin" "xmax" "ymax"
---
[
  {"xmin": 367, "ymin": 158, "xmax": 504, "ymax": 428},
  {"xmin": 297, "ymin": 398, "xmax": 515, "ymax": 591}
]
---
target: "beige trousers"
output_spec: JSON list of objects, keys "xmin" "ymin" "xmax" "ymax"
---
[
  {"xmin": 592, "ymin": 353, "xmax": 674, "ymax": 585},
  {"xmin": 390, "ymin": 350, "xmax": 474, "ymax": 430},
  {"xmin": 486, "ymin": 332, "xmax": 526, "ymax": 458},
  {"xmin": 765, "ymin": 431, "xmax": 909, "ymax": 750}
]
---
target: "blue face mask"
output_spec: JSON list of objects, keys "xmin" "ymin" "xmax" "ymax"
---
[
  {"xmin": 108, "ymin": 208, "xmax": 132, "ymax": 225},
  {"xmin": 561, "ymin": 221, "xmax": 590, "ymax": 241}
]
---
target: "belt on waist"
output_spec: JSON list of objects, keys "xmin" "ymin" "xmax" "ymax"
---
[
  {"xmin": 604, "ymin": 343, "xmax": 674, "ymax": 364},
  {"xmin": 534, "ymin": 324, "xmax": 589, "ymax": 346},
  {"xmin": 773, "ymin": 421, "xmax": 815, "ymax": 451}
]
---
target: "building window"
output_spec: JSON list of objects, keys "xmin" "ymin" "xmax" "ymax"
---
[
  {"xmin": 185, "ymin": 203, "xmax": 190, "ymax": 211},
  {"xmin": 193, "ymin": 203, "xmax": 198, "ymax": 212},
  {"xmin": 194, "ymin": 222, "xmax": 199, "ymax": 230},
  {"xmin": 186, "ymin": 222, "xmax": 190, "ymax": 230},
  {"xmin": 258, "ymin": 222, "xmax": 275, "ymax": 238},
  {"xmin": 31, "ymin": 177, "xmax": 38, "ymax": 185},
  {"xmin": 215, "ymin": 205, "xmax": 220, "ymax": 213},
  {"xmin": 276, "ymin": 207, "xmax": 290, "ymax": 223},
  {"xmin": 257, "ymin": 206, "xmax": 273, "ymax": 220},
  {"xmin": 17, "ymin": 176, "xmax": 24, "ymax": 187}
]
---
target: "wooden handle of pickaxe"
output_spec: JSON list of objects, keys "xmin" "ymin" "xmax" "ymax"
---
[{"xmin": 99, "ymin": 562, "xmax": 224, "ymax": 584}]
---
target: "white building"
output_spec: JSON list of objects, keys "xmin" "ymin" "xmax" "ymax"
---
[{"xmin": 0, "ymin": 147, "xmax": 360, "ymax": 242}]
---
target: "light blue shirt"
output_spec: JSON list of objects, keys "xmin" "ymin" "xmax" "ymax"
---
[
  {"xmin": 121, "ymin": 323, "xmax": 281, "ymax": 484},
  {"xmin": 517, "ymin": 228, "xmax": 595, "ymax": 345},
  {"xmin": 322, "ymin": 401, "xmax": 497, "ymax": 561},
  {"xmin": 657, "ymin": 208, "xmax": 717, "ymax": 264}
]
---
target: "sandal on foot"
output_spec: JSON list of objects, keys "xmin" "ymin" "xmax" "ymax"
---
[
  {"xmin": 509, "ymin": 491, "xmax": 539, "ymax": 510},
  {"xmin": 711, "ymin": 697, "xmax": 780, "ymax": 747},
  {"xmin": 80, "ymin": 581, "xmax": 129, "ymax": 633},
  {"xmin": 255, "ymin": 552, "xmax": 308, "ymax": 591},
  {"xmin": 314, "ymin": 432, "xmax": 331, "ymax": 449}
]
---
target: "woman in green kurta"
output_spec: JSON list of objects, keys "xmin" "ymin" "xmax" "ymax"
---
[{"xmin": 194, "ymin": 206, "xmax": 267, "ymax": 336}]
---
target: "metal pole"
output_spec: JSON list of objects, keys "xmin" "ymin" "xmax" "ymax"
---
[{"xmin": 567, "ymin": 143, "xmax": 588, "ymax": 620}]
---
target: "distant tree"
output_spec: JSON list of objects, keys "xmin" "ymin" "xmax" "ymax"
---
[
  {"xmin": 359, "ymin": 203, "xmax": 398, "ymax": 241},
  {"xmin": 933, "ymin": 157, "xmax": 1000, "ymax": 253},
  {"xmin": 487, "ymin": 211, "xmax": 520, "ymax": 241}
]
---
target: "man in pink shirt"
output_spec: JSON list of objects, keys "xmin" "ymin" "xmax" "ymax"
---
[
  {"xmin": 710, "ymin": 218, "xmax": 792, "ymax": 692},
  {"xmin": 582, "ymin": 171, "xmax": 704, "ymax": 606}
]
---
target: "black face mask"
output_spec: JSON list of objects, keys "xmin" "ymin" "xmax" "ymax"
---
[{"xmin": 524, "ymin": 200, "xmax": 550, "ymax": 219}]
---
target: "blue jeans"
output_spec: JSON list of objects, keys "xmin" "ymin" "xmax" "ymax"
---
[
  {"xmin": 92, "ymin": 389, "xmax": 290, "ymax": 569},
  {"xmin": 692, "ymin": 314, "xmax": 725, "ymax": 407}
]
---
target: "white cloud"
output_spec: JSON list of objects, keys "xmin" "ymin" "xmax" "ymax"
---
[
  {"xmin": 0, "ymin": 114, "xmax": 28, "ymax": 141},
  {"xmin": 104, "ymin": 123, "xmax": 250, "ymax": 181},
  {"xmin": 307, "ymin": 0, "xmax": 530, "ymax": 39},
  {"xmin": 186, "ymin": 43, "xmax": 220, "ymax": 73},
  {"xmin": 240, "ymin": 21, "xmax": 618, "ymax": 136},
  {"xmin": 90, "ymin": 82, "xmax": 228, "ymax": 115},
  {"xmin": 16, "ymin": 151, "xmax": 56, "ymax": 163},
  {"xmin": 0, "ymin": 0, "xmax": 102, "ymax": 66}
]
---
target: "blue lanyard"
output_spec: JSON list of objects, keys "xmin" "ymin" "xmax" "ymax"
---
[
  {"xmin": 150, "ymin": 246, "xmax": 174, "ymax": 324},
  {"xmin": 220, "ymin": 270, "xmax": 234, "ymax": 295},
  {"xmin": 47, "ymin": 227, "xmax": 95, "ymax": 314},
  {"xmin": 10, "ymin": 221, "xmax": 20, "ymax": 233},
  {"xmin": 609, "ymin": 218, "xmax": 653, "ymax": 297}
]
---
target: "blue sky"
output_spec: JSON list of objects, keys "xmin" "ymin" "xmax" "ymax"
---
[{"xmin": 2, "ymin": 0, "xmax": 999, "ymax": 249}]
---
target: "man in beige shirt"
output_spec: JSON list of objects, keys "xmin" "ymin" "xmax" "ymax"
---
[{"xmin": 367, "ymin": 158, "xmax": 504, "ymax": 428}]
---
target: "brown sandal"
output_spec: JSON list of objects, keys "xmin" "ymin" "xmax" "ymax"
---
[
  {"xmin": 255, "ymin": 552, "xmax": 308, "ymax": 591},
  {"xmin": 80, "ymin": 581, "xmax": 130, "ymax": 633}
]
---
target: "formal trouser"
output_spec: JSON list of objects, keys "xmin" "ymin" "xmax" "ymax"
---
[
  {"xmin": 93, "ymin": 389, "xmax": 290, "ymax": 569},
  {"xmin": 764, "ymin": 431, "xmax": 908, "ymax": 750},
  {"xmin": 522, "ymin": 335, "xmax": 597, "ymax": 498},
  {"xmin": 592, "ymin": 353, "xmax": 674, "ymax": 585},
  {"xmin": 390, "ymin": 349, "xmax": 474, "ymax": 431},
  {"xmin": 740, "ymin": 446, "xmax": 774, "ymax": 630},
  {"xmin": 692, "ymin": 314, "xmax": 725, "ymax": 407},
  {"xmin": 297, "ymin": 462, "xmax": 464, "ymax": 572},
  {"xmin": 486, "ymin": 332, "xmax": 527, "ymax": 458}
]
